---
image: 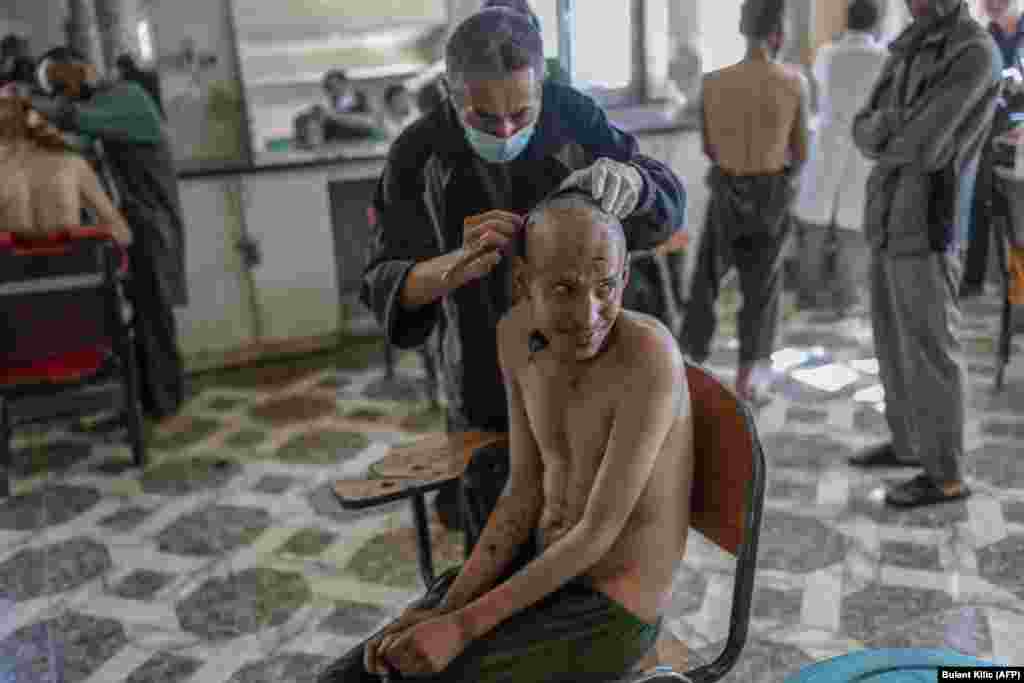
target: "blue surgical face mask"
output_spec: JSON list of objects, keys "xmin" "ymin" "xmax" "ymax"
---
[{"xmin": 461, "ymin": 116, "xmax": 537, "ymax": 163}]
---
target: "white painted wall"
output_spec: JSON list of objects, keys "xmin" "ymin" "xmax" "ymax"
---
[
  {"xmin": 7, "ymin": 0, "xmax": 67, "ymax": 55},
  {"xmin": 149, "ymin": 0, "xmax": 243, "ymax": 162}
]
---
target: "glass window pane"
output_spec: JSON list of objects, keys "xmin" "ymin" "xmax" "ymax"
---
[
  {"xmin": 574, "ymin": 0, "xmax": 632, "ymax": 89},
  {"xmin": 532, "ymin": 0, "xmax": 560, "ymax": 59},
  {"xmin": 700, "ymin": 0, "xmax": 745, "ymax": 72}
]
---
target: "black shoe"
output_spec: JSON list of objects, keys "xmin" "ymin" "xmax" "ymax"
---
[
  {"xmin": 885, "ymin": 473, "xmax": 971, "ymax": 508},
  {"xmin": 848, "ymin": 443, "xmax": 921, "ymax": 468},
  {"xmin": 433, "ymin": 481, "xmax": 463, "ymax": 532}
]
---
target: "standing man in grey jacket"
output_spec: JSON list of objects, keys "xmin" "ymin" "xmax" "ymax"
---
[{"xmin": 848, "ymin": 0, "xmax": 1001, "ymax": 507}]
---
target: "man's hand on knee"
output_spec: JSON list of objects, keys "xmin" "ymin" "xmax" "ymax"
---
[
  {"xmin": 364, "ymin": 606, "xmax": 448, "ymax": 674},
  {"xmin": 380, "ymin": 612, "xmax": 471, "ymax": 676}
]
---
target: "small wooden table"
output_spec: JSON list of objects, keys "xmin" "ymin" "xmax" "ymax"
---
[{"xmin": 333, "ymin": 431, "xmax": 508, "ymax": 586}]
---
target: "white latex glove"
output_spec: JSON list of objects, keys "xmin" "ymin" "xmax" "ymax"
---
[{"xmin": 559, "ymin": 157, "xmax": 644, "ymax": 218}]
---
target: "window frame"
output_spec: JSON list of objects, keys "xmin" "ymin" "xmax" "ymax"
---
[{"xmin": 557, "ymin": 0, "xmax": 658, "ymax": 108}]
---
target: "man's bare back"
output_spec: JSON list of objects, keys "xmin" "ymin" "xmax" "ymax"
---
[
  {"xmin": 0, "ymin": 99, "xmax": 130, "ymax": 243},
  {"xmin": 702, "ymin": 59, "xmax": 808, "ymax": 175},
  {"xmin": 504, "ymin": 302, "xmax": 694, "ymax": 623}
]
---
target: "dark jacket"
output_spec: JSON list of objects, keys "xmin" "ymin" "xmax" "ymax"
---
[
  {"xmin": 853, "ymin": 2, "xmax": 1001, "ymax": 254},
  {"xmin": 361, "ymin": 80, "xmax": 687, "ymax": 431},
  {"xmin": 70, "ymin": 81, "xmax": 187, "ymax": 307}
]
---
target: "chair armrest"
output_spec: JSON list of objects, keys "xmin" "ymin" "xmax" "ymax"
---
[
  {"xmin": 333, "ymin": 475, "xmax": 458, "ymax": 509},
  {"xmin": 331, "ymin": 431, "xmax": 508, "ymax": 510}
]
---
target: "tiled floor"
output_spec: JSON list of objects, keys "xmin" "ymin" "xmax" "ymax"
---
[{"xmin": 2, "ymin": 291, "xmax": 1023, "ymax": 682}]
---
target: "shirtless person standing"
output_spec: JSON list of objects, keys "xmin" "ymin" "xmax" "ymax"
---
[
  {"xmin": 320, "ymin": 189, "xmax": 694, "ymax": 682},
  {"xmin": 682, "ymin": 0, "xmax": 808, "ymax": 402},
  {"xmin": 0, "ymin": 96, "xmax": 131, "ymax": 244}
]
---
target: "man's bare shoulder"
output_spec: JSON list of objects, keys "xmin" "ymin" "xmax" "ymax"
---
[
  {"xmin": 613, "ymin": 311, "xmax": 685, "ymax": 377},
  {"xmin": 497, "ymin": 302, "xmax": 531, "ymax": 375}
]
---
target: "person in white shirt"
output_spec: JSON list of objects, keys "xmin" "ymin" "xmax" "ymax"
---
[{"xmin": 792, "ymin": 0, "xmax": 889, "ymax": 314}]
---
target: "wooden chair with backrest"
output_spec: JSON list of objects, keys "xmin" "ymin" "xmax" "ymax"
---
[{"xmin": 458, "ymin": 360, "xmax": 766, "ymax": 683}]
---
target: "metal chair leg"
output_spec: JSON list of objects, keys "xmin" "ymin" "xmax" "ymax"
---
[{"xmin": 410, "ymin": 492, "xmax": 435, "ymax": 587}]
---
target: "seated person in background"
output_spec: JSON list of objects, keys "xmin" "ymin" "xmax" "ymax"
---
[
  {"xmin": 115, "ymin": 53, "xmax": 166, "ymax": 120},
  {"xmin": 0, "ymin": 96, "xmax": 131, "ymax": 244},
  {"xmin": 377, "ymin": 83, "xmax": 419, "ymax": 137},
  {"xmin": 309, "ymin": 69, "xmax": 379, "ymax": 141},
  {"xmin": 319, "ymin": 189, "xmax": 694, "ymax": 683}
]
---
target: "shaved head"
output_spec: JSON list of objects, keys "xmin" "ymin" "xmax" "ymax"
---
[
  {"xmin": 514, "ymin": 189, "xmax": 630, "ymax": 362},
  {"xmin": 518, "ymin": 190, "xmax": 627, "ymax": 271}
]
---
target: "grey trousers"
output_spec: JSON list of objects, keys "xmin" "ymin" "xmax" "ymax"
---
[
  {"xmin": 795, "ymin": 222, "xmax": 870, "ymax": 310},
  {"xmin": 870, "ymin": 247, "xmax": 966, "ymax": 482}
]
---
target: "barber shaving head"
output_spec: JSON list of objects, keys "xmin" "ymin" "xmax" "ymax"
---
[
  {"xmin": 512, "ymin": 188, "xmax": 630, "ymax": 362},
  {"xmin": 740, "ymin": 0, "xmax": 788, "ymax": 57}
]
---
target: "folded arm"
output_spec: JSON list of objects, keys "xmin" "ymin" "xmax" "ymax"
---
[
  {"xmin": 456, "ymin": 334, "xmax": 686, "ymax": 641},
  {"xmin": 854, "ymin": 43, "xmax": 999, "ymax": 171}
]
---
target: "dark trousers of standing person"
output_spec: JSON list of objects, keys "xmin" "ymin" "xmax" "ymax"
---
[
  {"xmin": 795, "ymin": 220, "xmax": 871, "ymax": 312},
  {"xmin": 961, "ymin": 127, "xmax": 998, "ymax": 295},
  {"xmin": 123, "ymin": 209, "xmax": 186, "ymax": 420}
]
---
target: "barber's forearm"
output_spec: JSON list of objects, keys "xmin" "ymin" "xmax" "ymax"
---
[
  {"xmin": 456, "ymin": 522, "xmax": 611, "ymax": 641},
  {"xmin": 439, "ymin": 491, "xmax": 541, "ymax": 614},
  {"xmin": 398, "ymin": 251, "xmax": 472, "ymax": 311}
]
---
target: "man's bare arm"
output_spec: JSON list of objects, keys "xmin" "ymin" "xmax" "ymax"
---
[
  {"xmin": 787, "ymin": 73, "xmax": 811, "ymax": 175},
  {"xmin": 75, "ymin": 157, "xmax": 132, "ymax": 244},
  {"xmin": 455, "ymin": 333, "xmax": 687, "ymax": 641},
  {"xmin": 438, "ymin": 316, "xmax": 544, "ymax": 613}
]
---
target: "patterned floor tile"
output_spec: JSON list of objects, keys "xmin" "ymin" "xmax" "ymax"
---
[{"xmin": 125, "ymin": 651, "xmax": 203, "ymax": 683}]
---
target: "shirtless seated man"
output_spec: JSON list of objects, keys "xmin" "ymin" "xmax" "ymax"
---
[
  {"xmin": 320, "ymin": 189, "xmax": 694, "ymax": 682},
  {"xmin": 0, "ymin": 96, "xmax": 131, "ymax": 244}
]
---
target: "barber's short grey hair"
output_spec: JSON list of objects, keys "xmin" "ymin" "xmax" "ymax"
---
[
  {"xmin": 518, "ymin": 188, "xmax": 626, "ymax": 265},
  {"xmin": 445, "ymin": 7, "xmax": 544, "ymax": 100}
]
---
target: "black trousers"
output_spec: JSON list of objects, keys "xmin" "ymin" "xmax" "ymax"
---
[
  {"xmin": 962, "ymin": 127, "xmax": 998, "ymax": 288},
  {"xmin": 125, "ymin": 237, "xmax": 185, "ymax": 420}
]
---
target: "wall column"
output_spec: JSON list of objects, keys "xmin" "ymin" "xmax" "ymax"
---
[
  {"xmin": 94, "ymin": 0, "xmax": 142, "ymax": 71},
  {"xmin": 65, "ymin": 0, "xmax": 104, "ymax": 69}
]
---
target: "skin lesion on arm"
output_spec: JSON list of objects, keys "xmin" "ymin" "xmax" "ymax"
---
[
  {"xmin": 437, "ymin": 315, "xmax": 544, "ymax": 613},
  {"xmin": 75, "ymin": 157, "xmax": 132, "ymax": 245}
]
